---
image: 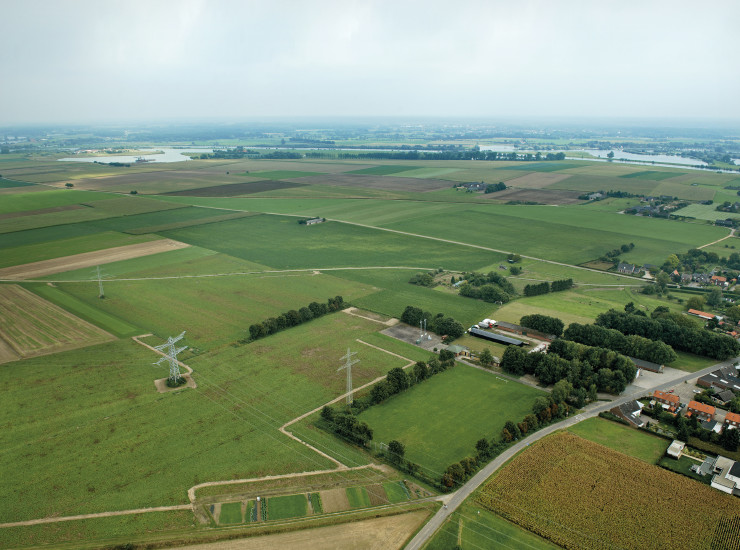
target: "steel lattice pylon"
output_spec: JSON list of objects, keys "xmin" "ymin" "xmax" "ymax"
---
[
  {"xmin": 154, "ymin": 331, "xmax": 188, "ymax": 383},
  {"xmin": 338, "ymin": 348, "xmax": 359, "ymax": 405}
]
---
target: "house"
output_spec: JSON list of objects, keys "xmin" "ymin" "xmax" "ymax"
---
[
  {"xmin": 610, "ymin": 400, "xmax": 645, "ymax": 428},
  {"xmin": 653, "ymin": 390, "xmax": 680, "ymax": 412},
  {"xmin": 711, "ymin": 275, "xmax": 728, "ymax": 286},
  {"xmin": 725, "ymin": 412, "xmax": 740, "ymax": 431},
  {"xmin": 666, "ymin": 440, "xmax": 685, "ymax": 459},
  {"xmin": 692, "ymin": 273, "xmax": 711, "ymax": 284},
  {"xmin": 631, "ymin": 357, "xmax": 664, "ymax": 373},
  {"xmin": 680, "ymin": 273, "xmax": 693, "ymax": 284},
  {"xmin": 461, "ymin": 182, "xmax": 486, "ymax": 192},
  {"xmin": 617, "ymin": 262, "xmax": 637, "ymax": 274},
  {"xmin": 716, "ymin": 219, "xmax": 736, "ymax": 228},
  {"xmin": 588, "ymin": 192, "xmax": 604, "ymax": 200},
  {"xmin": 688, "ymin": 309, "xmax": 716, "ymax": 321},
  {"xmin": 697, "ymin": 366, "xmax": 740, "ymax": 393},
  {"xmin": 710, "ymin": 456, "xmax": 740, "ymax": 496},
  {"xmin": 687, "ymin": 400, "xmax": 716, "ymax": 421},
  {"xmin": 714, "ymin": 389, "xmax": 736, "ymax": 405},
  {"xmin": 445, "ymin": 344, "xmax": 470, "ymax": 358}
]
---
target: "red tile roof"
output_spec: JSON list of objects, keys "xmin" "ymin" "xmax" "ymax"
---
[
  {"xmin": 688, "ymin": 400, "xmax": 715, "ymax": 415},
  {"xmin": 654, "ymin": 390, "xmax": 680, "ymax": 404},
  {"xmin": 711, "ymin": 275, "xmax": 727, "ymax": 282},
  {"xmin": 687, "ymin": 309, "xmax": 715, "ymax": 319},
  {"xmin": 725, "ymin": 412, "xmax": 740, "ymax": 424}
]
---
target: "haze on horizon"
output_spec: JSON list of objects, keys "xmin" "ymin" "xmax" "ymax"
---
[{"xmin": 1, "ymin": 0, "xmax": 738, "ymax": 126}]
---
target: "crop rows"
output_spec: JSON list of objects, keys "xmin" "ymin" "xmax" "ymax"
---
[{"xmin": 477, "ymin": 432, "xmax": 739, "ymax": 550}]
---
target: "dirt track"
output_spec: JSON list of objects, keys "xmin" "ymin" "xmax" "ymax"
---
[
  {"xmin": 176, "ymin": 511, "xmax": 429, "ymax": 550},
  {"xmin": 0, "ymin": 238, "xmax": 190, "ymax": 280}
]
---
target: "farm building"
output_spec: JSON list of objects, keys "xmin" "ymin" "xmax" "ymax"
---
[
  {"xmin": 688, "ymin": 309, "xmax": 717, "ymax": 321},
  {"xmin": 653, "ymin": 390, "xmax": 680, "ymax": 412},
  {"xmin": 711, "ymin": 275, "xmax": 728, "ymax": 286},
  {"xmin": 305, "ymin": 217, "xmax": 324, "ymax": 225},
  {"xmin": 630, "ymin": 357, "xmax": 664, "ymax": 373},
  {"xmin": 686, "ymin": 400, "xmax": 715, "ymax": 422},
  {"xmin": 609, "ymin": 400, "xmax": 645, "ymax": 428},
  {"xmin": 714, "ymin": 389, "xmax": 736, "ymax": 405},
  {"xmin": 446, "ymin": 344, "xmax": 470, "ymax": 358},
  {"xmin": 617, "ymin": 262, "xmax": 637, "ymax": 274},
  {"xmin": 496, "ymin": 320, "xmax": 555, "ymax": 341},
  {"xmin": 468, "ymin": 327, "xmax": 525, "ymax": 347},
  {"xmin": 666, "ymin": 440, "xmax": 685, "ymax": 459}
]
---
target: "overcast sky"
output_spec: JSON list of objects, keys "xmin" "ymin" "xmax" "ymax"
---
[{"xmin": 1, "ymin": 0, "xmax": 738, "ymax": 125}]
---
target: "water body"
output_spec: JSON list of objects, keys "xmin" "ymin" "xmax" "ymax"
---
[
  {"xmin": 574, "ymin": 149, "xmax": 708, "ymax": 166},
  {"xmin": 59, "ymin": 147, "xmax": 214, "ymax": 164}
]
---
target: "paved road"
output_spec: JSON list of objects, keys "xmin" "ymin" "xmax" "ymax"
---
[{"xmin": 404, "ymin": 358, "xmax": 737, "ymax": 550}]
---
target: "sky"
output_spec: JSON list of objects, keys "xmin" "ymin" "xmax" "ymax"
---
[{"xmin": 1, "ymin": 0, "xmax": 738, "ymax": 124}]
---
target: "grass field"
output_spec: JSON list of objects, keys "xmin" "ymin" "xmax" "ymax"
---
[
  {"xmin": 345, "ymin": 486, "xmax": 371, "ymax": 508},
  {"xmin": 567, "ymin": 417, "xmax": 670, "ymax": 463},
  {"xmin": 0, "ymin": 189, "xmax": 110, "ymax": 214},
  {"xmin": 674, "ymin": 202, "xmax": 740, "ymax": 220},
  {"xmin": 619, "ymin": 170, "xmax": 684, "ymax": 180},
  {"xmin": 424, "ymin": 501, "xmax": 558, "ymax": 550},
  {"xmin": 347, "ymin": 165, "xmax": 421, "ymax": 176},
  {"xmin": 218, "ymin": 502, "xmax": 243, "ymax": 524},
  {"xmin": 249, "ymin": 170, "xmax": 326, "ymax": 179},
  {"xmin": 478, "ymin": 432, "xmax": 740, "ymax": 550},
  {"xmin": 268, "ymin": 494, "xmax": 308, "ymax": 520},
  {"xmin": 0, "ymin": 178, "xmax": 36, "ymax": 188},
  {"xmin": 359, "ymin": 365, "xmax": 547, "ymax": 475},
  {"xmin": 309, "ymin": 492, "xmax": 323, "ymax": 513}
]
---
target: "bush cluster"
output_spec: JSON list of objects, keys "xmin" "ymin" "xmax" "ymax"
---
[
  {"xmin": 400, "ymin": 306, "xmax": 465, "ymax": 339},
  {"xmin": 563, "ymin": 322, "xmax": 677, "ymax": 365},
  {"xmin": 519, "ymin": 314, "xmax": 564, "ymax": 337}
]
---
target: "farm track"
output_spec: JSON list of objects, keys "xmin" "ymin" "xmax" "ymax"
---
[{"xmin": 698, "ymin": 228, "xmax": 735, "ymax": 249}]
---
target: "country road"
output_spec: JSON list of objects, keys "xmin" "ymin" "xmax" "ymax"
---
[{"xmin": 404, "ymin": 358, "xmax": 738, "ymax": 549}]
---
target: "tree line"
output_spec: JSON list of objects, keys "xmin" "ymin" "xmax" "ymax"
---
[
  {"xmin": 519, "ymin": 314, "xmax": 564, "ymax": 337},
  {"xmin": 563, "ymin": 322, "xmax": 678, "ymax": 365},
  {"xmin": 301, "ymin": 150, "xmax": 568, "ymax": 162},
  {"xmin": 595, "ymin": 308, "xmax": 740, "ymax": 360},
  {"xmin": 247, "ymin": 296, "xmax": 345, "ymax": 340},
  {"xmin": 523, "ymin": 278, "xmax": 573, "ymax": 297}
]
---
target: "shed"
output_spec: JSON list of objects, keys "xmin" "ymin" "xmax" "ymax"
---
[
  {"xmin": 446, "ymin": 344, "xmax": 470, "ymax": 358},
  {"xmin": 667, "ymin": 440, "xmax": 685, "ymax": 459},
  {"xmin": 468, "ymin": 327, "xmax": 525, "ymax": 346},
  {"xmin": 629, "ymin": 357, "xmax": 664, "ymax": 373}
]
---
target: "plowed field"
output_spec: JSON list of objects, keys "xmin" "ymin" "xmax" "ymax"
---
[{"xmin": 0, "ymin": 285, "xmax": 114, "ymax": 362}]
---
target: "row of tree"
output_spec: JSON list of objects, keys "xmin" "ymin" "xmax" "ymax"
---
[
  {"xmin": 595, "ymin": 309, "xmax": 740, "ymax": 359},
  {"xmin": 248, "ymin": 296, "xmax": 345, "ymax": 340},
  {"xmin": 400, "ymin": 306, "xmax": 465, "ymax": 339},
  {"xmin": 563, "ymin": 322, "xmax": 678, "ymax": 365},
  {"xmin": 300, "ymin": 150, "xmax": 568, "ymax": 162},
  {"xmin": 519, "ymin": 313, "xmax": 564, "ymax": 337},
  {"xmin": 522, "ymin": 278, "xmax": 573, "ymax": 297}
]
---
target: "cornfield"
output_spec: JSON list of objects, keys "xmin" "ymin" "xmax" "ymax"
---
[{"xmin": 477, "ymin": 432, "xmax": 740, "ymax": 550}]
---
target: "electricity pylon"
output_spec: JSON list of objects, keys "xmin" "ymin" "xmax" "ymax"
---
[{"xmin": 338, "ymin": 348, "xmax": 359, "ymax": 405}]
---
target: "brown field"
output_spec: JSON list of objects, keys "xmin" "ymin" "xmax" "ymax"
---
[
  {"xmin": 0, "ymin": 238, "xmax": 190, "ymax": 280},
  {"xmin": 0, "ymin": 284, "xmax": 114, "ymax": 362},
  {"xmin": 178, "ymin": 510, "xmax": 430, "ymax": 550},
  {"xmin": 164, "ymin": 180, "xmax": 307, "ymax": 197},
  {"xmin": 505, "ymin": 172, "xmax": 573, "ymax": 189},
  {"xmin": 0, "ymin": 204, "xmax": 83, "ymax": 220},
  {"xmin": 319, "ymin": 488, "xmax": 351, "ymax": 513},
  {"xmin": 478, "ymin": 432, "xmax": 740, "ymax": 550},
  {"xmin": 64, "ymin": 170, "xmax": 264, "ymax": 194},
  {"xmin": 285, "ymin": 173, "xmax": 451, "ymax": 192},
  {"xmin": 484, "ymin": 187, "xmax": 583, "ymax": 205},
  {"xmin": 365, "ymin": 484, "xmax": 388, "ymax": 506}
]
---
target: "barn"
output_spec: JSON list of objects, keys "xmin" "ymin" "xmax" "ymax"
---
[{"xmin": 468, "ymin": 327, "xmax": 525, "ymax": 346}]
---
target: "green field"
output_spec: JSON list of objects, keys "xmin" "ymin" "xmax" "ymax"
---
[
  {"xmin": 568, "ymin": 417, "xmax": 670, "ymax": 463},
  {"xmin": 345, "ymin": 486, "xmax": 371, "ymax": 508},
  {"xmin": 268, "ymin": 494, "xmax": 308, "ymax": 520},
  {"xmin": 424, "ymin": 501, "xmax": 558, "ymax": 550},
  {"xmin": 0, "ymin": 189, "xmax": 110, "ymax": 214},
  {"xmin": 674, "ymin": 203, "xmax": 740, "ymax": 220},
  {"xmin": 347, "ymin": 165, "xmax": 421, "ymax": 176},
  {"xmin": 218, "ymin": 502, "xmax": 243, "ymax": 524},
  {"xmin": 309, "ymin": 492, "xmax": 323, "ymax": 513},
  {"xmin": 619, "ymin": 170, "xmax": 684, "ymax": 180},
  {"xmin": 359, "ymin": 365, "xmax": 547, "ymax": 475},
  {"xmin": 0, "ymin": 178, "xmax": 36, "ymax": 188},
  {"xmin": 382, "ymin": 481, "xmax": 409, "ymax": 503}
]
